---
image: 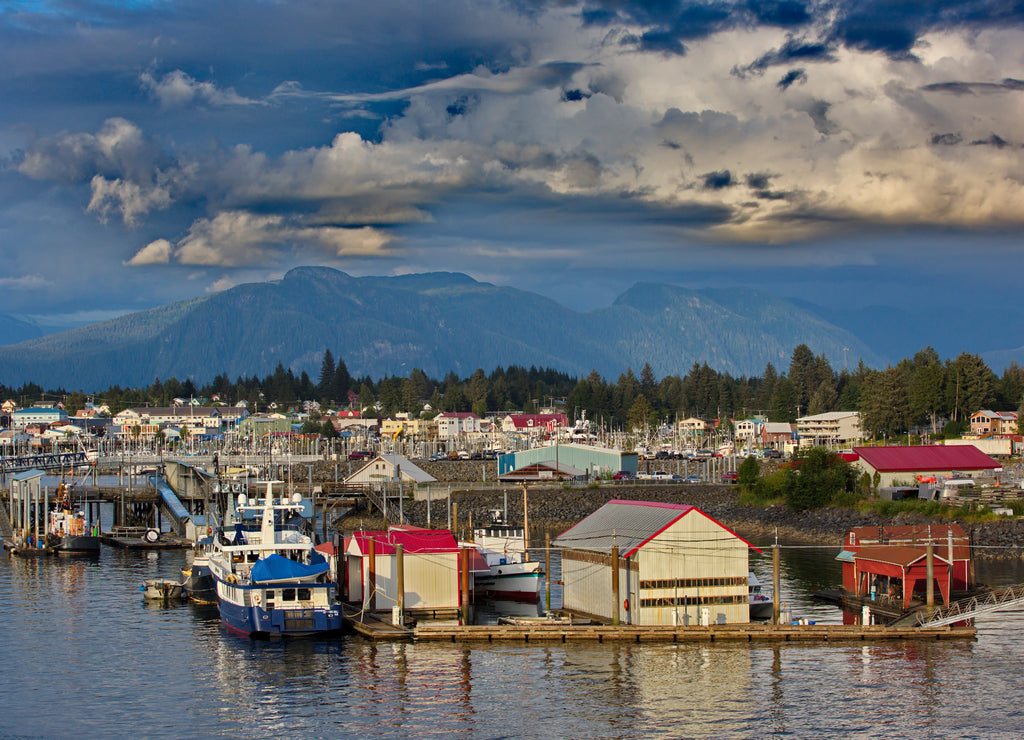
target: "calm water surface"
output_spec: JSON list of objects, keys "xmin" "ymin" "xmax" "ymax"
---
[{"xmin": 3, "ymin": 542, "xmax": 1024, "ymax": 739}]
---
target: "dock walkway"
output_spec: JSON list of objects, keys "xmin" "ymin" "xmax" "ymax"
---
[
  {"xmin": 412, "ymin": 622, "xmax": 975, "ymax": 643},
  {"xmin": 342, "ymin": 611, "xmax": 975, "ymax": 643}
]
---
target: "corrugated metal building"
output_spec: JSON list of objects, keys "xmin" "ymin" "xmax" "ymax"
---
[
  {"xmin": 852, "ymin": 445, "xmax": 1001, "ymax": 487},
  {"xmin": 552, "ymin": 500, "xmax": 759, "ymax": 626},
  {"xmin": 344, "ymin": 529, "xmax": 461, "ymax": 612},
  {"xmin": 498, "ymin": 444, "xmax": 637, "ymax": 479}
]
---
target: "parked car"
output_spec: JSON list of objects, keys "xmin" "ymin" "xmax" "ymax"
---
[
  {"xmin": 428, "ymin": 451, "xmax": 447, "ymax": 462},
  {"xmin": 457, "ymin": 450, "xmax": 471, "ymax": 460},
  {"xmin": 613, "ymin": 470, "xmax": 636, "ymax": 480},
  {"xmin": 649, "ymin": 471, "xmax": 673, "ymax": 481},
  {"xmin": 682, "ymin": 474, "xmax": 701, "ymax": 484},
  {"xmin": 763, "ymin": 449, "xmax": 783, "ymax": 459},
  {"xmin": 722, "ymin": 471, "xmax": 739, "ymax": 484}
]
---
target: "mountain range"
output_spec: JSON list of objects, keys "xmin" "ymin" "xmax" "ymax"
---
[{"xmin": 0, "ymin": 267, "xmax": 885, "ymax": 390}]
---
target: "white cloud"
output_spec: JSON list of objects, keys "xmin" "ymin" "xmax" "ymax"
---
[
  {"xmin": 140, "ymin": 70, "xmax": 262, "ymax": 108},
  {"xmin": 89, "ymin": 175, "xmax": 171, "ymax": 226},
  {"xmin": 0, "ymin": 274, "xmax": 51, "ymax": 289},
  {"xmin": 126, "ymin": 238, "xmax": 173, "ymax": 266},
  {"xmin": 147, "ymin": 210, "xmax": 396, "ymax": 267}
]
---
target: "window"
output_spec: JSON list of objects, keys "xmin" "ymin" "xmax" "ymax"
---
[
  {"xmin": 298, "ymin": 588, "xmax": 311, "ymax": 601},
  {"xmin": 282, "ymin": 588, "xmax": 296, "ymax": 601}
]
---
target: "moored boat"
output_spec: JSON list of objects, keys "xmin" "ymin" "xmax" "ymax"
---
[
  {"xmin": 46, "ymin": 483, "xmax": 100, "ymax": 556},
  {"xmin": 208, "ymin": 482, "xmax": 342, "ymax": 638},
  {"xmin": 181, "ymin": 536, "xmax": 217, "ymax": 604},
  {"xmin": 749, "ymin": 572, "xmax": 774, "ymax": 620},
  {"xmin": 470, "ymin": 510, "xmax": 542, "ymax": 603}
]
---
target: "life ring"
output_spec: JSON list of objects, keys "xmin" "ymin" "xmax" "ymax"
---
[
  {"xmin": 623, "ymin": 599, "xmax": 630, "ymax": 611},
  {"xmin": 252, "ymin": 593, "xmax": 261, "ymax": 607}
]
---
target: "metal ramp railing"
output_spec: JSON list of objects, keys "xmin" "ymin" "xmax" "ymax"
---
[
  {"xmin": 0, "ymin": 451, "xmax": 90, "ymax": 474},
  {"xmin": 909, "ymin": 583, "xmax": 1024, "ymax": 628}
]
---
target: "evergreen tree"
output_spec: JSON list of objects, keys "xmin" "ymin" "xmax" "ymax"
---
[
  {"xmin": 332, "ymin": 359, "xmax": 352, "ymax": 404},
  {"xmin": 318, "ymin": 350, "xmax": 335, "ymax": 399}
]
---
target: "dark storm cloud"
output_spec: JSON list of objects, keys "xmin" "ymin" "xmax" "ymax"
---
[
  {"xmin": 701, "ymin": 170, "xmax": 734, "ymax": 189},
  {"xmin": 777, "ymin": 68, "xmax": 807, "ymax": 90},
  {"xmin": 930, "ymin": 132, "xmax": 963, "ymax": 146},
  {"xmin": 804, "ymin": 100, "xmax": 838, "ymax": 135},
  {"xmin": 970, "ymin": 134, "xmax": 1010, "ymax": 148},
  {"xmin": 922, "ymin": 79, "xmax": 1024, "ymax": 95},
  {"xmin": 733, "ymin": 38, "xmax": 834, "ymax": 78}
]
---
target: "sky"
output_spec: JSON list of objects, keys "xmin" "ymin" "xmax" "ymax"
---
[{"xmin": 3, "ymin": 0, "xmax": 1024, "ymax": 366}]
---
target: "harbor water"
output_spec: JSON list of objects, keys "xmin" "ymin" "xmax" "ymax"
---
[{"xmin": 3, "ymin": 543, "xmax": 1024, "ymax": 739}]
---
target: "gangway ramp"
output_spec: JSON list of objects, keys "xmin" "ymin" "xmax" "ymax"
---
[
  {"xmin": 898, "ymin": 583, "xmax": 1024, "ymax": 628},
  {"xmin": 149, "ymin": 474, "xmax": 192, "ymax": 534}
]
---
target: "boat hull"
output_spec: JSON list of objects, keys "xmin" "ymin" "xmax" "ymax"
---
[
  {"xmin": 182, "ymin": 564, "xmax": 217, "ymax": 604},
  {"xmin": 476, "ymin": 568, "xmax": 542, "ymax": 603},
  {"xmin": 215, "ymin": 580, "xmax": 343, "ymax": 638},
  {"xmin": 50, "ymin": 535, "xmax": 101, "ymax": 556}
]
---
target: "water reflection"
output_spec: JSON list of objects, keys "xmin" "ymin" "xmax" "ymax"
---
[{"xmin": 3, "ymin": 538, "xmax": 1024, "ymax": 739}]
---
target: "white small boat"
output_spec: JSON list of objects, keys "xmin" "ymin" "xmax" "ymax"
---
[
  {"xmin": 749, "ymin": 572, "xmax": 774, "ymax": 620},
  {"xmin": 470, "ymin": 511, "xmax": 542, "ymax": 603},
  {"xmin": 142, "ymin": 579, "xmax": 184, "ymax": 603}
]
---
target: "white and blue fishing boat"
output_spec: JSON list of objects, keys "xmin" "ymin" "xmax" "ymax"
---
[{"xmin": 208, "ymin": 482, "xmax": 342, "ymax": 638}]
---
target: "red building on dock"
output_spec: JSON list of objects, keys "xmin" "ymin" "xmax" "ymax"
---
[{"xmin": 837, "ymin": 524, "xmax": 971, "ymax": 609}]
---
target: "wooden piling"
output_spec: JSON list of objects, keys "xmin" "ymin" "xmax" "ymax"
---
[
  {"xmin": 396, "ymin": 543, "xmax": 405, "ymax": 625},
  {"xmin": 368, "ymin": 537, "xmax": 377, "ymax": 612},
  {"xmin": 611, "ymin": 544, "xmax": 620, "ymax": 627}
]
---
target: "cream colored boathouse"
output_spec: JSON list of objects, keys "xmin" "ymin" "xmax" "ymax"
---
[{"xmin": 553, "ymin": 499, "xmax": 760, "ymax": 626}]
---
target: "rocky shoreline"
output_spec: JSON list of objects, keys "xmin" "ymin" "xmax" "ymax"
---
[
  {"xmin": 301, "ymin": 460, "xmax": 1024, "ymax": 560},
  {"xmin": 334, "ymin": 482, "xmax": 1024, "ymax": 560}
]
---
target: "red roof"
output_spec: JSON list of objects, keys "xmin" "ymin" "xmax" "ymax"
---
[
  {"xmin": 348, "ymin": 529, "xmax": 459, "ymax": 555},
  {"xmin": 852, "ymin": 445, "xmax": 1000, "ymax": 473}
]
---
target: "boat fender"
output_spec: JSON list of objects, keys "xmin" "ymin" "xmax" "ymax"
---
[
  {"xmin": 208, "ymin": 526, "xmax": 213, "ymax": 535},
  {"xmin": 145, "ymin": 528, "xmax": 160, "ymax": 543},
  {"xmin": 623, "ymin": 599, "xmax": 629, "ymax": 611},
  {"xmin": 497, "ymin": 569, "xmax": 502, "ymax": 575}
]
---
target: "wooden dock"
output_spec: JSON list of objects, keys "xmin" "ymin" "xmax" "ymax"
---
[
  {"xmin": 412, "ymin": 622, "xmax": 975, "ymax": 643},
  {"xmin": 100, "ymin": 529, "xmax": 191, "ymax": 550},
  {"xmin": 342, "ymin": 612, "xmax": 975, "ymax": 643}
]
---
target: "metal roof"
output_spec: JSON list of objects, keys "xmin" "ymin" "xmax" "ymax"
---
[
  {"xmin": 853, "ymin": 545, "xmax": 950, "ymax": 568},
  {"xmin": 552, "ymin": 499, "xmax": 760, "ymax": 557},
  {"xmin": 853, "ymin": 445, "xmax": 1000, "ymax": 473}
]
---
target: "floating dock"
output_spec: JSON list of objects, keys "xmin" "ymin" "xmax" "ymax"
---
[{"xmin": 343, "ymin": 612, "xmax": 975, "ymax": 643}]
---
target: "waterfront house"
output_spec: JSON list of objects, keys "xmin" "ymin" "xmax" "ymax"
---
[
  {"xmin": 501, "ymin": 413, "xmax": 569, "ymax": 437},
  {"xmin": 435, "ymin": 412, "xmax": 482, "ymax": 440},
  {"xmin": 970, "ymin": 410, "xmax": 1019, "ymax": 437},
  {"xmin": 345, "ymin": 454, "xmax": 436, "ymax": 487},
  {"xmin": 761, "ymin": 422, "xmax": 795, "ymax": 451},
  {"xmin": 553, "ymin": 500, "xmax": 758, "ymax": 626},
  {"xmin": 796, "ymin": 411, "xmax": 863, "ymax": 447}
]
